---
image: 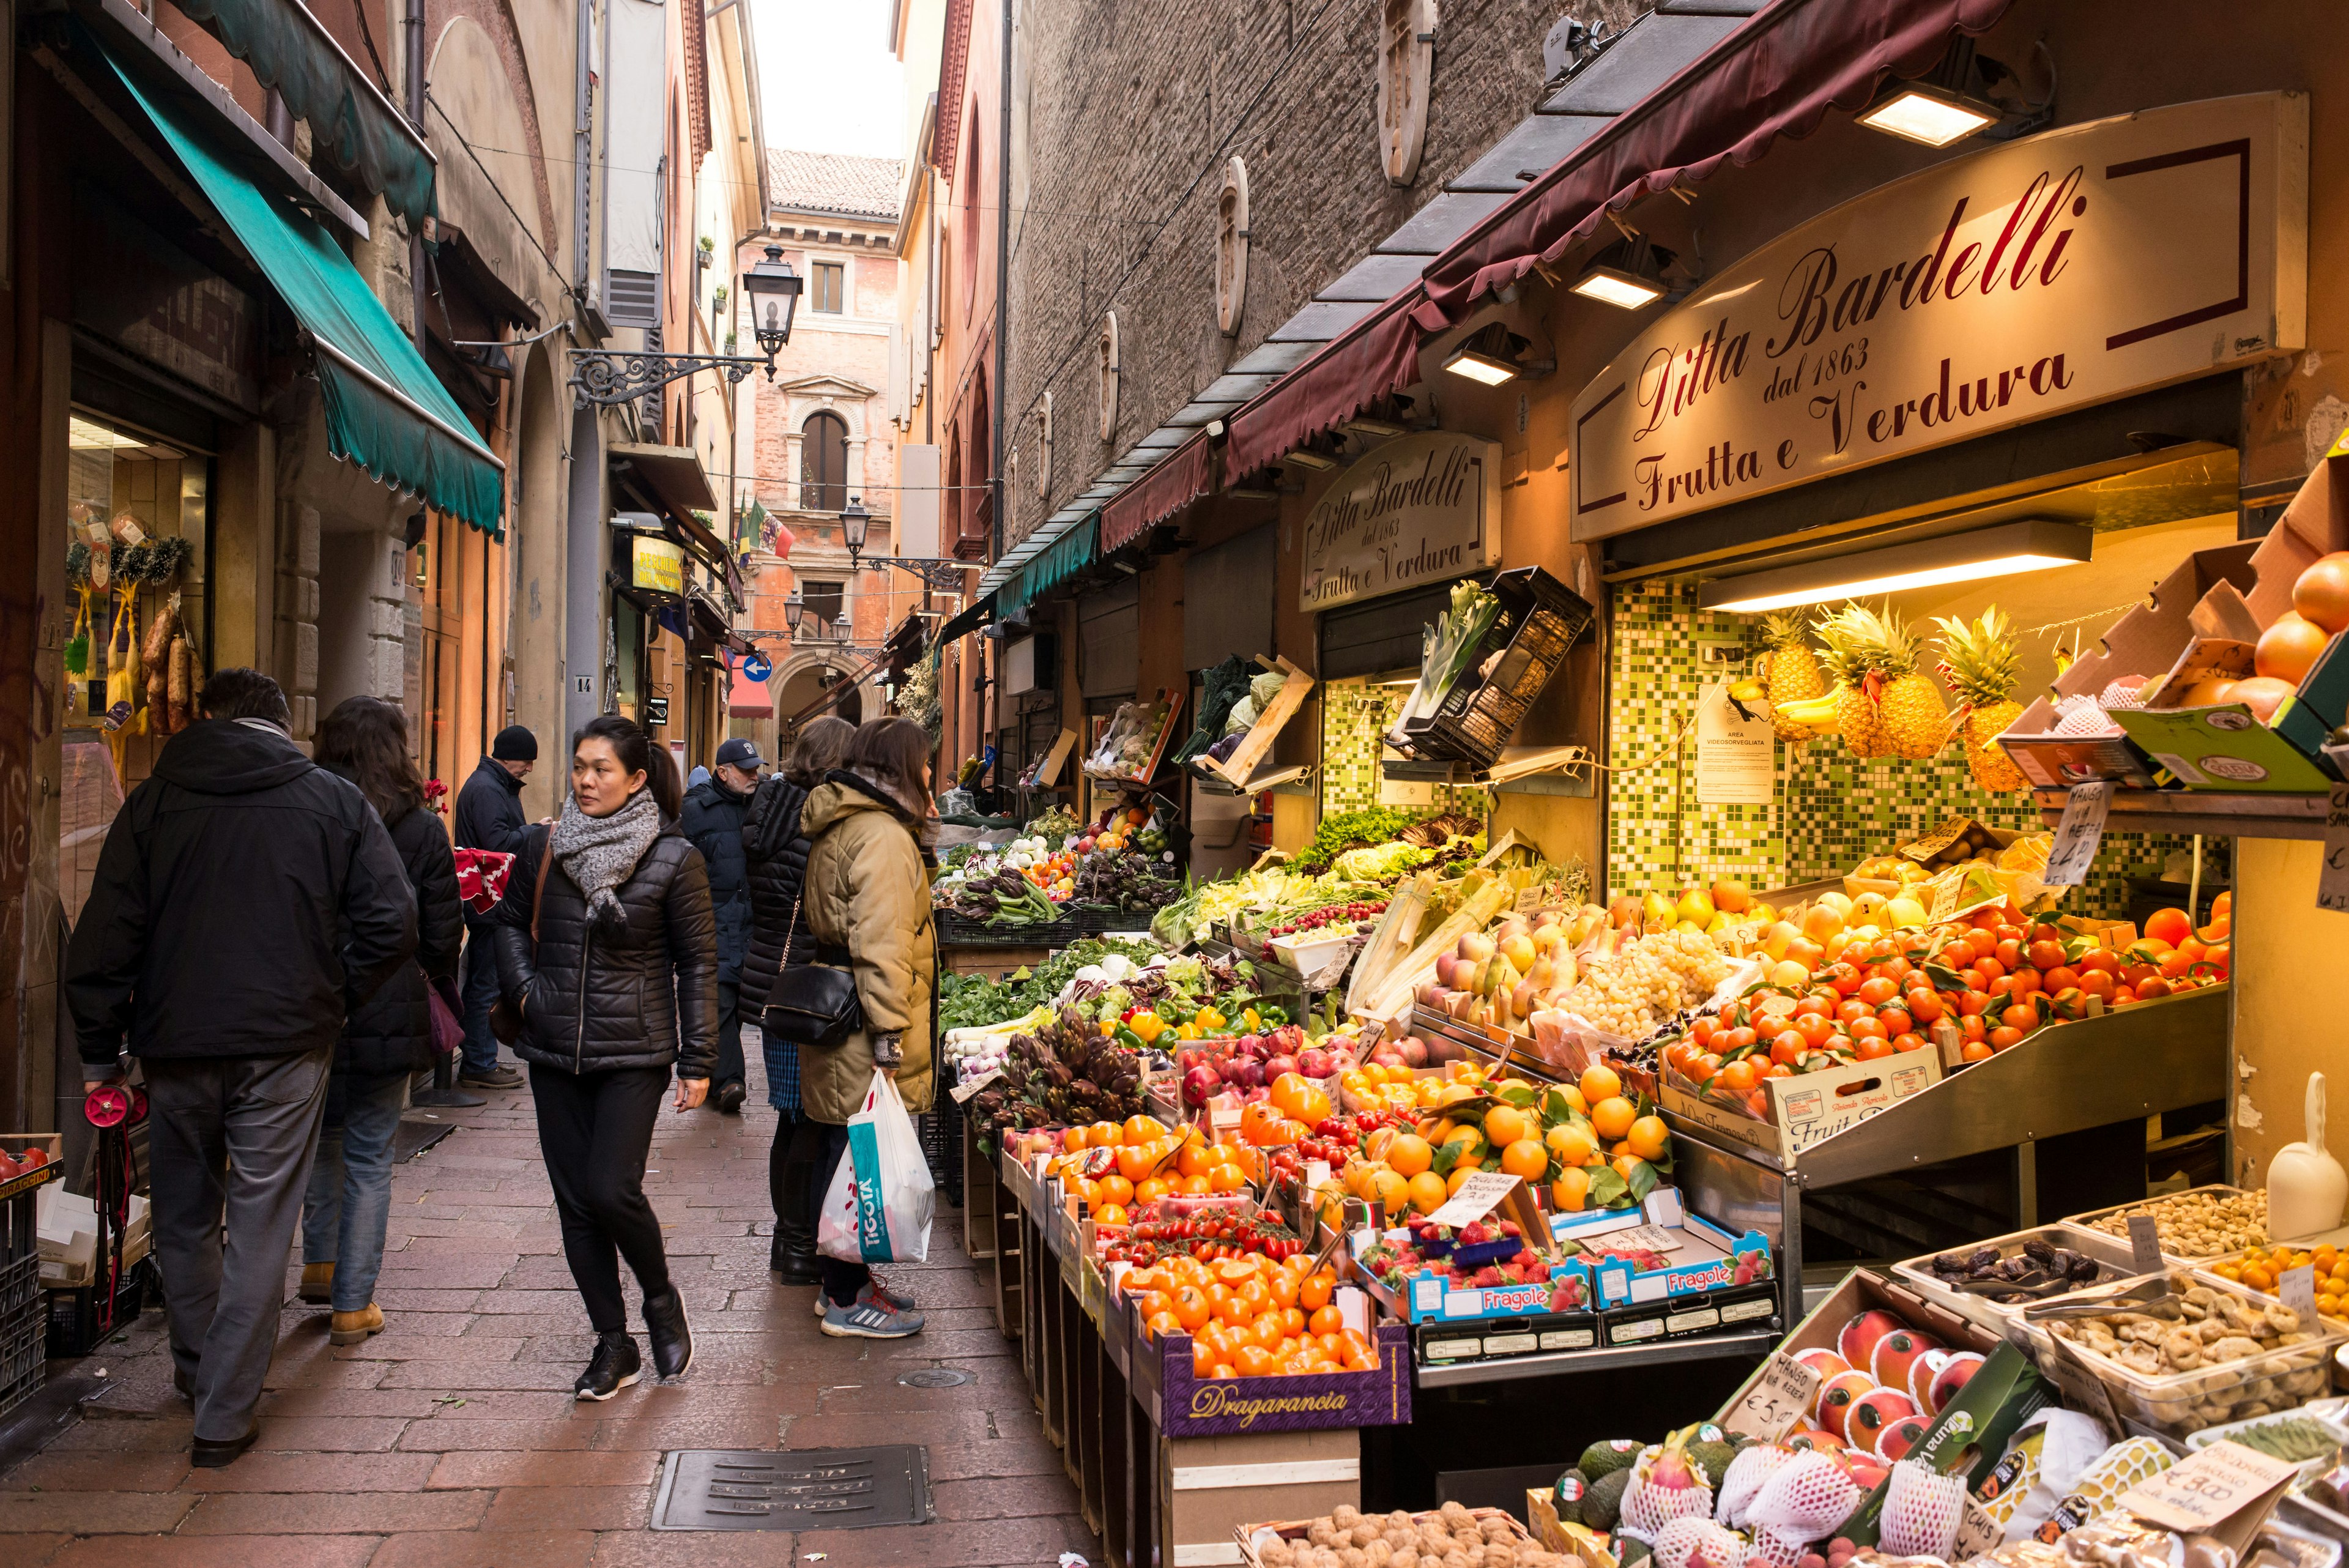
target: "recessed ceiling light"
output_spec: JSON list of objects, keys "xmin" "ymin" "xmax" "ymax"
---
[{"xmin": 1697, "ymin": 520, "xmax": 2094, "ymax": 613}]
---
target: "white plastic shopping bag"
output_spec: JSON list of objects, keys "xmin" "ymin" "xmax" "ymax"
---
[{"xmin": 816, "ymin": 1071, "xmax": 934, "ymax": 1264}]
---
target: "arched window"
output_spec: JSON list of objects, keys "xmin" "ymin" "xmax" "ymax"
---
[
  {"xmin": 801, "ymin": 411, "xmax": 848, "ymax": 512},
  {"xmin": 959, "ymin": 103, "xmax": 983, "ymax": 318}
]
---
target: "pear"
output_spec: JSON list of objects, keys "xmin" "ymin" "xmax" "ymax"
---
[
  {"xmin": 1643, "ymin": 891, "xmax": 1677, "ymax": 928},
  {"xmin": 1458, "ymin": 932, "xmax": 1496, "ymax": 964},
  {"xmin": 1884, "ymin": 896, "xmax": 1928, "ymax": 930},
  {"xmin": 1498, "ymin": 933, "xmax": 1537, "ymax": 972},
  {"xmin": 1675, "ymin": 888, "xmax": 1717, "ymax": 926}
]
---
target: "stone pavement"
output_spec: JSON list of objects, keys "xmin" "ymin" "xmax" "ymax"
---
[{"xmin": 0, "ymin": 1059, "xmax": 1093, "ymax": 1567}]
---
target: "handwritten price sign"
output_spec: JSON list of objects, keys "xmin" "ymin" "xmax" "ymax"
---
[
  {"xmin": 1723, "ymin": 1351, "xmax": 1819, "ymax": 1442},
  {"xmin": 2043, "ymin": 782, "xmax": 2114, "ymax": 888},
  {"xmin": 2319, "ymin": 786, "xmax": 2349, "ymax": 914}
]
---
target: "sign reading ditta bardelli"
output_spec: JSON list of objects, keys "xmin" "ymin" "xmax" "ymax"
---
[{"xmin": 1299, "ymin": 431, "xmax": 1502, "ymax": 612}]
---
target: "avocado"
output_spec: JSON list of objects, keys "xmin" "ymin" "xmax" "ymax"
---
[
  {"xmin": 1579, "ymin": 1438, "xmax": 1641, "ymax": 1480},
  {"xmin": 1553, "ymin": 1467, "xmax": 1588, "ymax": 1510},
  {"xmin": 1581, "ymin": 1467, "xmax": 1630, "ymax": 1531},
  {"xmin": 1618, "ymin": 1533, "xmax": 1653, "ymax": 1568},
  {"xmin": 1689, "ymin": 1440, "xmax": 1735, "ymax": 1489}
]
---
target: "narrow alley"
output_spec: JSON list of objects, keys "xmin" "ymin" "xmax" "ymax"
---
[{"xmin": 0, "ymin": 1071, "xmax": 1086, "ymax": 1567}]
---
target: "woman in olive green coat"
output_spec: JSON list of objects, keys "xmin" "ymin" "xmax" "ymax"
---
[{"xmin": 799, "ymin": 718, "xmax": 935, "ymax": 1337}]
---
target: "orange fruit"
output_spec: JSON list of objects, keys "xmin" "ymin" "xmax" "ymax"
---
[
  {"xmin": 1135, "ymin": 1177, "xmax": 1171, "ymax": 1205},
  {"xmin": 1627, "ymin": 1116, "xmax": 1669, "ymax": 1161},
  {"xmin": 1299, "ymin": 1271, "xmax": 1335, "ymax": 1312},
  {"xmin": 1308, "ymin": 1304, "xmax": 1345, "ymax": 1337},
  {"xmin": 1279, "ymin": 1306, "xmax": 1307, "ymax": 1337},
  {"xmin": 1579, "ymin": 1065, "xmax": 1622, "ymax": 1105},
  {"xmin": 1177, "ymin": 1143, "xmax": 1215, "ymax": 1179},
  {"xmin": 1385, "ymin": 1134, "xmax": 1433, "ymax": 1178},
  {"xmin": 1234, "ymin": 1344, "xmax": 1275, "ymax": 1377},
  {"xmin": 1590, "ymin": 1096, "xmax": 1637, "ymax": 1142},
  {"xmin": 1369, "ymin": 1169, "xmax": 1409, "ymax": 1214},
  {"xmin": 1208, "ymin": 1162, "xmax": 1248, "ymax": 1194},
  {"xmin": 1182, "ymin": 1174, "xmax": 1211, "ymax": 1195},
  {"xmin": 1147, "ymin": 1309, "xmax": 1181, "ymax": 1339},
  {"xmin": 1209, "ymin": 1362, "xmax": 1238, "ymax": 1380},
  {"xmin": 1096, "ymin": 1203, "xmax": 1128, "ymax": 1227},
  {"xmin": 1124, "ymin": 1115, "xmax": 1160, "ymax": 1146},
  {"xmin": 1551, "ymin": 1167, "xmax": 1590, "ymax": 1211},
  {"xmin": 1483, "ymin": 1104, "xmax": 1532, "ymax": 1148},
  {"xmin": 1214, "ymin": 1290, "xmax": 1253, "ymax": 1327},
  {"xmin": 1090, "ymin": 1121, "xmax": 1122, "ymax": 1148},
  {"xmin": 1192, "ymin": 1339, "xmax": 1218, "ymax": 1377},
  {"xmin": 1611, "ymin": 1154, "xmax": 1645, "ymax": 1183},
  {"xmin": 1406, "ymin": 1172, "xmax": 1447, "ymax": 1214},
  {"xmin": 1500, "ymin": 1138, "xmax": 1549, "ymax": 1181},
  {"xmin": 1547, "ymin": 1124, "xmax": 1600, "ymax": 1167},
  {"xmin": 1097, "ymin": 1173, "xmax": 1135, "ymax": 1206},
  {"xmin": 1236, "ymin": 1278, "xmax": 1271, "ymax": 1315},
  {"xmin": 1441, "ymin": 1126, "xmax": 1487, "ymax": 1164},
  {"xmin": 1268, "ymin": 1271, "xmax": 1300, "ymax": 1310},
  {"xmin": 1447, "ymin": 1167, "xmax": 1477, "ymax": 1196}
]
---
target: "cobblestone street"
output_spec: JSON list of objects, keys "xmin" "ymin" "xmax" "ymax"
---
[{"xmin": 0, "ymin": 1065, "xmax": 1088, "ymax": 1566}]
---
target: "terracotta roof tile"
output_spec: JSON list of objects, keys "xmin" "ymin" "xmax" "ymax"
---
[{"xmin": 766, "ymin": 149, "xmax": 904, "ymax": 222}]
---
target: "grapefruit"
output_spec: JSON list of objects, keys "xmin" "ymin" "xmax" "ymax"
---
[
  {"xmin": 2294, "ymin": 552, "xmax": 2349, "ymax": 634},
  {"xmin": 2255, "ymin": 612, "xmax": 2330, "ymax": 683}
]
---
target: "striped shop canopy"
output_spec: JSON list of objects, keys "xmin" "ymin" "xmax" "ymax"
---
[{"xmin": 997, "ymin": 513, "xmax": 1100, "ymax": 620}]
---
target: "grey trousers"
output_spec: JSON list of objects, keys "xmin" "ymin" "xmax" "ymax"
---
[{"xmin": 144, "ymin": 1048, "xmax": 332, "ymax": 1442}]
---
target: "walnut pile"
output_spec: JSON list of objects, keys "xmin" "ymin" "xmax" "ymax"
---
[
  {"xmin": 2047, "ymin": 1276, "xmax": 2330, "ymax": 1435},
  {"xmin": 1252, "ymin": 1503, "xmax": 1583, "ymax": 1568}
]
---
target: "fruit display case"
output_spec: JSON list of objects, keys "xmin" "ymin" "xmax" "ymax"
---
[
  {"xmin": 1888, "ymin": 1224, "xmax": 2140, "ymax": 1342},
  {"xmin": 1121, "ymin": 1286, "xmax": 1415, "ymax": 1437},
  {"xmin": 2056, "ymin": 1184, "xmax": 2269, "ymax": 1266}
]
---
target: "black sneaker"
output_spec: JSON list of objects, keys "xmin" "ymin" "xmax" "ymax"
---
[
  {"xmin": 574, "ymin": 1332, "xmax": 642, "ymax": 1400},
  {"xmin": 644, "ymin": 1290, "xmax": 693, "ymax": 1379},
  {"xmin": 771, "ymin": 1234, "xmax": 821, "ymax": 1287},
  {"xmin": 459, "ymin": 1064, "xmax": 525, "ymax": 1090},
  {"xmin": 714, "ymin": 1080, "xmax": 747, "ymax": 1114}
]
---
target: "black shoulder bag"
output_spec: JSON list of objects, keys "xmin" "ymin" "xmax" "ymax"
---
[{"xmin": 760, "ymin": 886, "xmax": 863, "ymax": 1048}]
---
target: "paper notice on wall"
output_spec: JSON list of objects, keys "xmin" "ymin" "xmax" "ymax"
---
[{"xmin": 1695, "ymin": 682, "xmax": 1776, "ymax": 805}]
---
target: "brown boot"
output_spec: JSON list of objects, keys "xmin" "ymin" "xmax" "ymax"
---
[
  {"xmin": 299, "ymin": 1262, "xmax": 335, "ymax": 1304},
  {"xmin": 329, "ymin": 1304, "xmax": 384, "ymax": 1345}
]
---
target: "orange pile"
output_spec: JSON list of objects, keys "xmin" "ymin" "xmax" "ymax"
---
[
  {"xmin": 1127, "ymin": 1252, "xmax": 1379, "ymax": 1378},
  {"xmin": 1059, "ymin": 1116, "xmax": 1263, "ymax": 1225}
]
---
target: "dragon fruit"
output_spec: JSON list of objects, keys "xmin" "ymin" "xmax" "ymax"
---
[{"xmin": 2052, "ymin": 693, "xmax": 2122, "ymax": 736}]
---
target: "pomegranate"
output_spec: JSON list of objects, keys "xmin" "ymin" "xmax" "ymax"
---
[
  {"xmin": 2294, "ymin": 551, "xmax": 2349, "ymax": 634},
  {"xmin": 2254, "ymin": 612, "xmax": 2331, "ymax": 683}
]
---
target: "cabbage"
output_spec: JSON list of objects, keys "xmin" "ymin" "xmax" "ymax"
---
[
  {"xmin": 1225, "ymin": 696, "xmax": 1259, "ymax": 736},
  {"xmin": 1249, "ymin": 670, "xmax": 1287, "ymax": 708}
]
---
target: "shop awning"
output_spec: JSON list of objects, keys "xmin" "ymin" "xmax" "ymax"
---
[
  {"xmin": 727, "ymin": 661, "xmax": 773, "ymax": 718},
  {"xmin": 999, "ymin": 515, "xmax": 1098, "ymax": 620},
  {"xmin": 166, "ymin": 0, "xmax": 437, "ymax": 226},
  {"xmin": 1223, "ymin": 0, "xmax": 2019, "ymax": 478},
  {"xmin": 87, "ymin": 22, "xmax": 506, "ymax": 535},
  {"xmin": 935, "ymin": 592, "xmax": 996, "ymax": 645},
  {"xmin": 1099, "ymin": 434, "xmax": 1214, "ymax": 552},
  {"xmin": 610, "ymin": 444, "xmax": 744, "ymax": 601}
]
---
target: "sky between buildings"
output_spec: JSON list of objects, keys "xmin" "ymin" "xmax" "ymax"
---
[{"xmin": 754, "ymin": 0, "xmax": 907, "ymax": 160}]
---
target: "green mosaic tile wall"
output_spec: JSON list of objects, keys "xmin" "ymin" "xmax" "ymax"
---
[
  {"xmin": 1603, "ymin": 581, "xmax": 2203, "ymax": 920},
  {"xmin": 1319, "ymin": 680, "xmax": 1484, "ymax": 820}
]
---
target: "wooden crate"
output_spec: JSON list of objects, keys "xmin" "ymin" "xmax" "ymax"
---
[
  {"xmin": 1157, "ymin": 1427, "xmax": 1360, "ymax": 1568},
  {"xmin": 1204, "ymin": 658, "xmax": 1315, "ymax": 790},
  {"xmin": 1238, "ymin": 1506, "xmax": 1538, "ymax": 1568}
]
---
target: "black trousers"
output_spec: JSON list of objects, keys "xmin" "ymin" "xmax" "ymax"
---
[
  {"xmin": 529, "ymin": 1063, "xmax": 674, "ymax": 1334},
  {"xmin": 714, "ymin": 978, "xmax": 745, "ymax": 1088}
]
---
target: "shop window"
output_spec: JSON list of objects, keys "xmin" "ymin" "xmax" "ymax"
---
[
  {"xmin": 801, "ymin": 578, "xmax": 845, "ymax": 635},
  {"xmin": 801, "ymin": 411, "xmax": 849, "ymax": 511},
  {"xmin": 413, "ymin": 509, "xmax": 479, "ymax": 789},
  {"xmin": 1376, "ymin": 0, "xmax": 1436, "ymax": 185},
  {"xmin": 1215, "ymin": 158, "xmax": 1250, "ymax": 336},
  {"xmin": 811, "ymin": 261, "xmax": 845, "ymax": 314},
  {"xmin": 61, "ymin": 409, "xmax": 211, "ymax": 927},
  {"xmin": 1097, "ymin": 313, "xmax": 1119, "ymax": 442}
]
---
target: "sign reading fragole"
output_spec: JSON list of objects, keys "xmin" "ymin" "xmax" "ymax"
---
[
  {"xmin": 1299, "ymin": 430, "xmax": 1502, "ymax": 611},
  {"xmin": 1569, "ymin": 94, "xmax": 2306, "ymax": 540}
]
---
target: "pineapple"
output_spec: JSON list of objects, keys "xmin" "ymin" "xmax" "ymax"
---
[
  {"xmin": 1934, "ymin": 608, "xmax": 2028, "ymax": 793},
  {"xmin": 1753, "ymin": 611, "xmax": 1824, "ymax": 741},
  {"xmin": 1815, "ymin": 604, "xmax": 1947, "ymax": 760}
]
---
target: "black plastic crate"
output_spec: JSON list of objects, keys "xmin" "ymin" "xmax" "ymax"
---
[
  {"xmin": 1063, "ymin": 904, "xmax": 1163, "ymax": 940},
  {"xmin": 920, "ymin": 1094, "xmax": 966, "ymax": 1209},
  {"xmin": 1400, "ymin": 566, "xmax": 1594, "ymax": 772},
  {"xmin": 47, "ymin": 1253, "xmax": 153, "ymax": 1361},
  {"xmin": 936, "ymin": 912, "xmax": 1074, "ymax": 948}
]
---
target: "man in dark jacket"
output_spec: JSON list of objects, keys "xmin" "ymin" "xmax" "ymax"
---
[
  {"xmin": 65, "ymin": 669, "xmax": 416, "ymax": 1468},
  {"xmin": 677, "ymin": 737, "xmax": 760, "ymax": 1112},
  {"xmin": 451, "ymin": 726, "xmax": 536, "ymax": 1089}
]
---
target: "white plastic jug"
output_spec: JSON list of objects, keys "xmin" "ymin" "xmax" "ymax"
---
[{"xmin": 2269, "ymin": 1071, "xmax": 2348, "ymax": 1242}]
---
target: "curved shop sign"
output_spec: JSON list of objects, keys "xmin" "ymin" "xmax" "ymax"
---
[
  {"xmin": 1568, "ymin": 92, "xmax": 2306, "ymax": 540},
  {"xmin": 1299, "ymin": 429, "xmax": 1504, "ymax": 612}
]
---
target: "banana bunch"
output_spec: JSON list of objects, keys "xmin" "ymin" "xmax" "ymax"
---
[{"xmin": 1725, "ymin": 677, "xmax": 1841, "ymax": 735}]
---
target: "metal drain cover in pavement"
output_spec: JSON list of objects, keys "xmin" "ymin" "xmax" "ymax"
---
[
  {"xmin": 896, "ymin": 1367, "xmax": 975, "ymax": 1388},
  {"xmin": 652, "ymin": 1447, "xmax": 930, "ymax": 1531}
]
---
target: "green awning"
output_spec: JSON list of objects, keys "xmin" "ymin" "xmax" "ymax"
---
[
  {"xmin": 88, "ymin": 21, "xmax": 505, "ymax": 536},
  {"xmin": 1000, "ymin": 515, "xmax": 1098, "ymax": 619},
  {"xmin": 167, "ymin": 0, "xmax": 436, "ymax": 225},
  {"xmin": 936, "ymin": 591, "xmax": 996, "ymax": 645}
]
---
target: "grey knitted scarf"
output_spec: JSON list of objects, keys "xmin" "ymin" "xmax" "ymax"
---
[{"xmin": 552, "ymin": 786, "xmax": 661, "ymax": 937}]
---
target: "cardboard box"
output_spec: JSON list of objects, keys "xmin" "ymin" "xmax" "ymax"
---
[
  {"xmin": 2113, "ymin": 703, "xmax": 2337, "ymax": 791},
  {"xmin": 38, "ymin": 1187, "xmax": 150, "ymax": 1287},
  {"xmin": 1997, "ymin": 542, "xmax": 2259, "ymax": 787},
  {"xmin": 1125, "ymin": 1290, "xmax": 1412, "ymax": 1436},
  {"xmin": 1662, "ymin": 1049, "xmax": 1942, "ymax": 1163},
  {"xmin": 1712, "ymin": 1268, "xmax": 2004, "ymax": 1430},
  {"xmin": 1160, "ymin": 1427, "xmax": 1360, "ymax": 1568}
]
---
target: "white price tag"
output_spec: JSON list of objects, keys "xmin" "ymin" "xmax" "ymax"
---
[
  {"xmin": 2127, "ymin": 1214, "xmax": 2164, "ymax": 1275},
  {"xmin": 2319, "ymin": 786, "xmax": 2349, "ymax": 913},
  {"xmin": 949, "ymin": 1069, "xmax": 1003, "ymax": 1104},
  {"xmin": 1426, "ymin": 1172, "xmax": 1522, "ymax": 1229},
  {"xmin": 2119, "ymin": 1441, "xmax": 2301, "ymax": 1535},
  {"xmin": 1723, "ymin": 1351, "xmax": 1820, "ymax": 1441},
  {"xmin": 2280, "ymin": 1263, "xmax": 2320, "ymax": 1324},
  {"xmin": 2042, "ymin": 781, "xmax": 2115, "ymax": 887},
  {"xmin": 1953, "ymin": 1495, "xmax": 2005, "ymax": 1561}
]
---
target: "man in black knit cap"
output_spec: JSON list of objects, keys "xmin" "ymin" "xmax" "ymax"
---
[{"xmin": 451, "ymin": 725, "xmax": 538, "ymax": 1089}]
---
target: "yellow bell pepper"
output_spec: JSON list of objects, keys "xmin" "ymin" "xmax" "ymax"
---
[
  {"xmin": 1127, "ymin": 1012, "xmax": 1168, "ymax": 1044},
  {"xmin": 1196, "ymin": 1008, "xmax": 1225, "ymax": 1032},
  {"xmin": 1099, "ymin": 1020, "xmax": 1117, "ymax": 1037},
  {"xmin": 1176, "ymin": 1023, "xmax": 1199, "ymax": 1041},
  {"xmin": 1243, "ymin": 1006, "xmax": 1263, "ymax": 1032}
]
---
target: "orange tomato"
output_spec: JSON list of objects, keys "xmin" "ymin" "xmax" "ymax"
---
[{"xmin": 1171, "ymin": 1286, "xmax": 1211, "ymax": 1332}]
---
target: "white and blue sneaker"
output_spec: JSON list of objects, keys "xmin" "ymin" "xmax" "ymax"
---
[{"xmin": 820, "ymin": 1290, "xmax": 925, "ymax": 1339}]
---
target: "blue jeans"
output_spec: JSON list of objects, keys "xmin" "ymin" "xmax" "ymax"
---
[
  {"xmin": 458, "ymin": 922, "xmax": 503, "ymax": 1077},
  {"xmin": 300, "ymin": 1069, "xmax": 409, "ymax": 1312}
]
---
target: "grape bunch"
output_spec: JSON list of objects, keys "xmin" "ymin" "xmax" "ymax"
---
[{"xmin": 1554, "ymin": 930, "xmax": 1732, "ymax": 1037}]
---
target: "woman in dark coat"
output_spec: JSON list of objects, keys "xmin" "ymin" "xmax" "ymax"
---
[
  {"xmin": 495, "ymin": 715, "xmax": 716, "ymax": 1399},
  {"xmin": 739, "ymin": 716, "xmax": 855, "ymax": 1284},
  {"xmin": 300, "ymin": 697, "xmax": 464, "ymax": 1347}
]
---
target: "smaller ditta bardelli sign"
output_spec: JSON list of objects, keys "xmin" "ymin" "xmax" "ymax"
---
[
  {"xmin": 631, "ymin": 537, "xmax": 685, "ymax": 598},
  {"xmin": 1299, "ymin": 430, "xmax": 1502, "ymax": 612}
]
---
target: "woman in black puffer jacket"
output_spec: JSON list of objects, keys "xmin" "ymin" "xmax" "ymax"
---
[
  {"xmin": 739, "ymin": 716, "xmax": 854, "ymax": 1285},
  {"xmin": 495, "ymin": 715, "xmax": 717, "ymax": 1400},
  {"xmin": 301, "ymin": 697, "xmax": 463, "ymax": 1348}
]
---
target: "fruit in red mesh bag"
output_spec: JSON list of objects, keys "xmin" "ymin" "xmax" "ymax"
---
[
  {"xmin": 1868, "ymin": 1328, "xmax": 1943, "ymax": 1395},
  {"xmin": 1926, "ymin": 1350, "xmax": 1984, "ymax": 1413},
  {"xmin": 1836, "ymin": 1309, "xmax": 1904, "ymax": 1368},
  {"xmin": 1845, "ymin": 1388, "xmax": 1918, "ymax": 1452},
  {"xmin": 1816, "ymin": 1371, "xmax": 1877, "ymax": 1440}
]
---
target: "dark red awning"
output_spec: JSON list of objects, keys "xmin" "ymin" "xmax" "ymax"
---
[
  {"xmin": 1099, "ymin": 434, "xmax": 1216, "ymax": 551},
  {"xmin": 1223, "ymin": 0, "xmax": 2017, "ymax": 480}
]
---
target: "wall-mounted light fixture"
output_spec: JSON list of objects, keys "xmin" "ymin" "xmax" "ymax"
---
[
  {"xmin": 1857, "ymin": 39, "xmax": 2052, "ymax": 148},
  {"xmin": 1440, "ymin": 322, "xmax": 1551, "ymax": 385},
  {"xmin": 1696, "ymin": 519, "xmax": 2094, "ymax": 614},
  {"xmin": 1570, "ymin": 234, "xmax": 1685, "ymax": 311}
]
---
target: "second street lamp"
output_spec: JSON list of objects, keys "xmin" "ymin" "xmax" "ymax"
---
[
  {"xmin": 743, "ymin": 244, "xmax": 803, "ymax": 378},
  {"xmin": 841, "ymin": 496, "xmax": 872, "ymax": 565},
  {"xmin": 784, "ymin": 589, "xmax": 804, "ymax": 634}
]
